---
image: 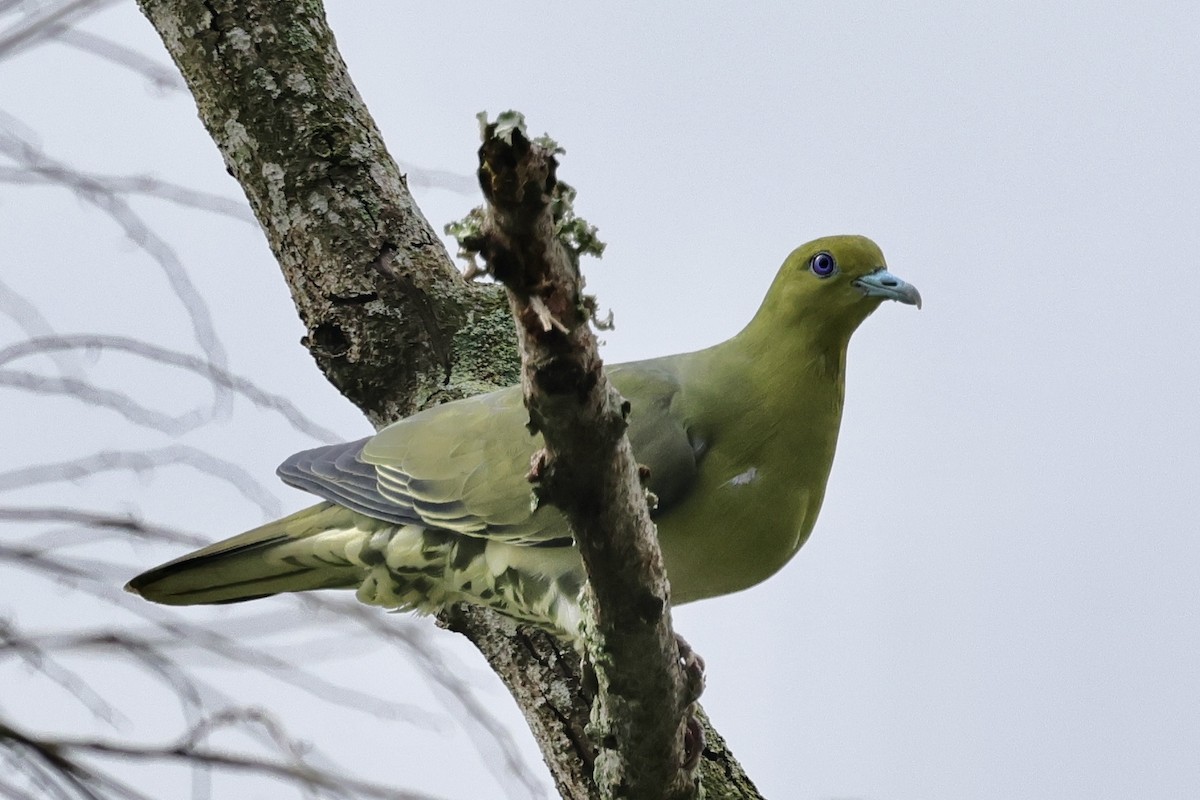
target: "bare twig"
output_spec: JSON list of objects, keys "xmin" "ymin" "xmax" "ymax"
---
[
  {"xmin": 1, "ymin": 715, "xmax": 447, "ymax": 800},
  {"xmin": 0, "ymin": 505, "xmax": 208, "ymax": 547},
  {"xmin": 0, "ymin": 445, "xmax": 282, "ymax": 518},
  {"xmin": 0, "ymin": 277, "xmax": 86, "ymax": 379},
  {"xmin": 395, "ymin": 162, "xmax": 479, "ymax": 196},
  {"xmin": 0, "ymin": 116, "xmax": 231, "ymax": 416},
  {"xmin": 303, "ymin": 598, "xmax": 547, "ymax": 797},
  {"xmin": 54, "ymin": 27, "xmax": 185, "ymax": 91},
  {"xmin": 0, "ymin": 0, "xmax": 119, "ymax": 60},
  {"xmin": 0, "ymin": 166, "xmax": 251, "ymax": 221},
  {"xmin": 0, "ymin": 334, "xmax": 341, "ymax": 443},
  {"xmin": 0, "ymin": 368, "xmax": 219, "ymax": 434},
  {"xmin": 0, "ymin": 620, "xmax": 128, "ymax": 727}
]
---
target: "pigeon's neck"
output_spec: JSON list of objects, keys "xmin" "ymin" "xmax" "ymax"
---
[
  {"xmin": 728, "ymin": 308, "xmax": 853, "ymax": 399},
  {"xmin": 682, "ymin": 312, "xmax": 850, "ymax": 439}
]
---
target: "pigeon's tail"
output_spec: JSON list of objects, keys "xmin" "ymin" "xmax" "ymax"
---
[
  {"xmin": 127, "ymin": 501, "xmax": 586, "ymax": 636},
  {"xmin": 126, "ymin": 502, "xmax": 382, "ymax": 606}
]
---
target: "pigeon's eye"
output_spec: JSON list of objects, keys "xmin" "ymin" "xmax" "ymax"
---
[{"xmin": 810, "ymin": 251, "xmax": 837, "ymax": 278}]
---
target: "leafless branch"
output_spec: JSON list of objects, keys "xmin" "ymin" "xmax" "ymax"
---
[
  {"xmin": 396, "ymin": 162, "xmax": 479, "ymax": 196},
  {"xmin": 0, "ymin": 165, "xmax": 252, "ymax": 221},
  {"xmin": 0, "ymin": 522, "xmax": 523, "ymax": 780},
  {"xmin": 0, "ymin": 0, "xmax": 119, "ymax": 60},
  {"xmin": 0, "ymin": 620, "xmax": 128, "ymax": 727},
  {"xmin": 1, "ymin": 712, "xmax": 448, "ymax": 800},
  {"xmin": 0, "ymin": 334, "xmax": 341, "ymax": 443},
  {"xmin": 0, "ymin": 445, "xmax": 282, "ymax": 518},
  {"xmin": 0, "ymin": 505, "xmax": 207, "ymax": 547},
  {"xmin": 311, "ymin": 598, "xmax": 547, "ymax": 797},
  {"xmin": 0, "ymin": 333, "xmax": 328, "ymax": 434},
  {"xmin": 0, "ymin": 368, "xmax": 220, "ymax": 434},
  {"xmin": 0, "ymin": 116, "xmax": 231, "ymax": 414},
  {"xmin": 0, "ymin": 276, "xmax": 86, "ymax": 379},
  {"xmin": 54, "ymin": 27, "xmax": 185, "ymax": 91}
]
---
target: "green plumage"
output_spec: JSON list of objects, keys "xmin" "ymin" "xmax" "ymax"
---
[{"xmin": 128, "ymin": 236, "xmax": 920, "ymax": 636}]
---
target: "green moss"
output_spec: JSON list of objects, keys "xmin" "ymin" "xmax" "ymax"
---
[{"xmin": 444, "ymin": 287, "xmax": 521, "ymax": 399}]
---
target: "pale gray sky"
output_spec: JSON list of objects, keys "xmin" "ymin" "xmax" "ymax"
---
[{"xmin": 2, "ymin": 2, "xmax": 1198, "ymax": 798}]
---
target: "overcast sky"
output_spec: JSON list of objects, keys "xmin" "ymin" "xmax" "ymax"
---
[{"xmin": 2, "ymin": 2, "xmax": 1199, "ymax": 798}]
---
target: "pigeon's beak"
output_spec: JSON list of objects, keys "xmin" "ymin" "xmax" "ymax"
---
[{"xmin": 853, "ymin": 268, "xmax": 922, "ymax": 309}]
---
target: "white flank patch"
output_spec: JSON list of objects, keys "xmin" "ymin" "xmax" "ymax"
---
[{"xmin": 724, "ymin": 466, "xmax": 759, "ymax": 487}]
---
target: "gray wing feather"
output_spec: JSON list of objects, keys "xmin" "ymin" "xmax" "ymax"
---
[
  {"xmin": 277, "ymin": 438, "xmax": 422, "ymax": 526},
  {"xmin": 276, "ymin": 439, "xmax": 546, "ymax": 539},
  {"xmin": 274, "ymin": 361, "xmax": 701, "ymax": 544}
]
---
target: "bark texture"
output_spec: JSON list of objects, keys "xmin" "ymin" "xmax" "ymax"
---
[
  {"xmin": 440, "ymin": 606, "xmax": 596, "ymax": 799},
  {"xmin": 135, "ymin": 2, "xmax": 763, "ymax": 797},
  {"xmin": 465, "ymin": 118, "xmax": 696, "ymax": 799},
  {"xmin": 138, "ymin": 0, "xmax": 474, "ymax": 426}
]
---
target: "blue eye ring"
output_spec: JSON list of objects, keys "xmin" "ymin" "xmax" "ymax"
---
[{"xmin": 810, "ymin": 251, "xmax": 837, "ymax": 277}]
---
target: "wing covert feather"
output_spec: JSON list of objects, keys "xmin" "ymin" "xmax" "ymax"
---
[{"xmin": 282, "ymin": 360, "xmax": 701, "ymax": 543}]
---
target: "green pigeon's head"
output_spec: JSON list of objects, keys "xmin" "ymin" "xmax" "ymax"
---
[{"xmin": 758, "ymin": 235, "xmax": 921, "ymax": 341}]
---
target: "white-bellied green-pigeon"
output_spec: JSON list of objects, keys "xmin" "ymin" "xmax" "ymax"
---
[{"xmin": 128, "ymin": 235, "xmax": 920, "ymax": 637}]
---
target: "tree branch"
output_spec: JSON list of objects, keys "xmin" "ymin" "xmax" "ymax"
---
[
  {"xmin": 463, "ymin": 113, "xmax": 695, "ymax": 799},
  {"xmin": 136, "ymin": 0, "xmax": 481, "ymax": 427},
  {"xmin": 0, "ymin": 717, "xmax": 446, "ymax": 800},
  {"xmin": 133, "ymin": 2, "xmax": 763, "ymax": 798}
]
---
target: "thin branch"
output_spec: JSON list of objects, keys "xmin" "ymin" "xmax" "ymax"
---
[
  {"xmin": 0, "ymin": 620, "xmax": 127, "ymax": 727},
  {"xmin": 0, "ymin": 0, "xmax": 183, "ymax": 88},
  {"xmin": 0, "ymin": 166, "xmax": 251, "ymax": 221},
  {"xmin": 0, "ymin": 277, "xmax": 86, "ymax": 380},
  {"xmin": 0, "ymin": 505, "xmax": 208, "ymax": 547},
  {"xmin": 0, "ymin": 445, "xmax": 281, "ymax": 518},
  {"xmin": 0, "ymin": 117, "xmax": 231, "ymax": 415},
  {"xmin": 0, "ymin": 0, "xmax": 118, "ymax": 60},
  {"xmin": 0, "ymin": 540, "xmax": 461, "ymax": 734},
  {"xmin": 314, "ymin": 598, "xmax": 547, "ymax": 798},
  {"xmin": 0, "ymin": 334, "xmax": 341, "ymax": 442},
  {"xmin": 54, "ymin": 28, "xmax": 185, "ymax": 91},
  {"xmin": 395, "ymin": 162, "xmax": 478, "ymax": 196},
  {"xmin": 0, "ymin": 368, "xmax": 215, "ymax": 434},
  {"xmin": 1, "ymin": 715, "xmax": 443, "ymax": 800}
]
